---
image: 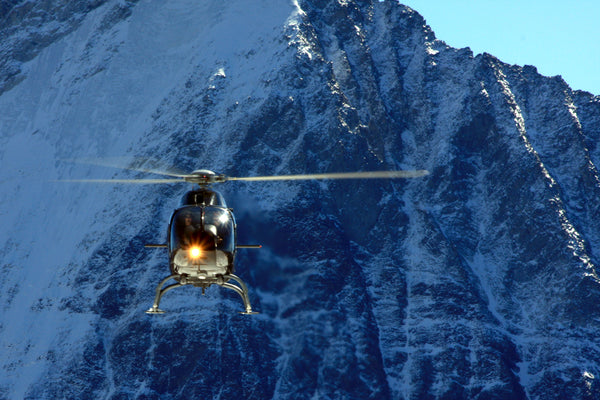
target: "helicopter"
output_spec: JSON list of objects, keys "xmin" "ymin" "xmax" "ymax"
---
[{"xmin": 61, "ymin": 163, "xmax": 429, "ymax": 314}]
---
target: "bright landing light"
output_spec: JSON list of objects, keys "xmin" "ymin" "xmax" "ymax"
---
[{"xmin": 189, "ymin": 247, "xmax": 201, "ymax": 258}]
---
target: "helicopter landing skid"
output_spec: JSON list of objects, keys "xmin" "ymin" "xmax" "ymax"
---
[
  {"xmin": 145, "ymin": 307, "xmax": 166, "ymax": 314},
  {"xmin": 145, "ymin": 274, "xmax": 184, "ymax": 314},
  {"xmin": 219, "ymin": 274, "xmax": 259, "ymax": 315},
  {"xmin": 145, "ymin": 273, "xmax": 258, "ymax": 315}
]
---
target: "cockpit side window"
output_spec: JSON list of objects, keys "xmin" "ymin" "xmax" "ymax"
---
[
  {"xmin": 203, "ymin": 207, "xmax": 235, "ymax": 252},
  {"xmin": 171, "ymin": 208, "xmax": 202, "ymax": 250}
]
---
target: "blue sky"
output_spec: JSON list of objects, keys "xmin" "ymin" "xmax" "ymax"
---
[{"xmin": 402, "ymin": 1, "xmax": 600, "ymax": 95}]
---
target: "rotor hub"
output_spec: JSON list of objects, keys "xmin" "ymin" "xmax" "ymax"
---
[{"xmin": 184, "ymin": 170, "xmax": 228, "ymax": 185}]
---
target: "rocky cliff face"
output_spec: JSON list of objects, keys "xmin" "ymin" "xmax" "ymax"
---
[{"xmin": 1, "ymin": 0, "xmax": 600, "ymax": 399}]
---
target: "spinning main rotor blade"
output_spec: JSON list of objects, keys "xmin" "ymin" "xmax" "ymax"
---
[
  {"xmin": 57, "ymin": 179, "xmax": 183, "ymax": 184},
  {"xmin": 228, "ymin": 170, "xmax": 429, "ymax": 182},
  {"xmin": 58, "ymin": 157, "xmax": 429, "ymax": 184},
  {"xmin": 62, "ymin": 158, "xmax": 188, "ymax": 178}
]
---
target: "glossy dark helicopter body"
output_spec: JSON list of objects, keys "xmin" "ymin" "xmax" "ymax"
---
[
  {"xmin": 61, "ymin": 164, "xmax": 428, "ymax": 315},
  {"xmin": 170, "ymin": 188, "xmax": 235, "ymax": 278},
  {"xmin": 146, "ymin": 185, "xmax": 260, "ymax": 315}
]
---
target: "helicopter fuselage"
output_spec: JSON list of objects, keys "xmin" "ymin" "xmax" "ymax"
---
[
  {"xmin": 167, "ymin": 188, "xmax": 237, "ymax": 284},
  {"xmin": 146, "ymin": 187, "xmax": 260, "ymax": 314}
]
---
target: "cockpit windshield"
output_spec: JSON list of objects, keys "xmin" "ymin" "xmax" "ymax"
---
[{"xmin": 169, "ymin": 206, "xmax": 235, "ymax": 253}]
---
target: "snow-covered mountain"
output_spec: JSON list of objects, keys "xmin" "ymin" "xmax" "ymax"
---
[{"xmin": 1, "ymin": 0, "xmax": 600, "ymax": 399}]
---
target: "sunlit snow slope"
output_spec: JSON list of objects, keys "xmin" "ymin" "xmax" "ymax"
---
[{"xmin": 1, "ymin": 1, "xmax": 600, "ymax": 399}]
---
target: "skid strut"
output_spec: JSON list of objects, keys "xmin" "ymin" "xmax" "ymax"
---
[
  {"xmin": 221, "ymin": 274, "xmax": 259, "ymax": 315},
  {"xmin": 145, "ymin": 274, "xmax": 258, "ymax": 315},
  {"xmin": 145, "ymin": 274, "xmax": 182, "ymax": 314}
]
